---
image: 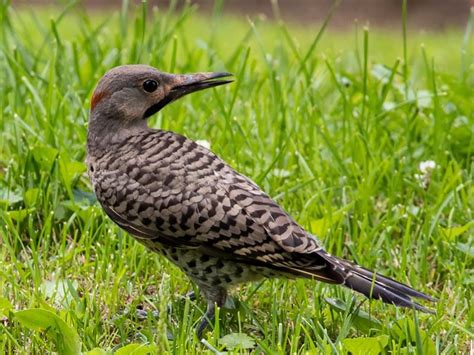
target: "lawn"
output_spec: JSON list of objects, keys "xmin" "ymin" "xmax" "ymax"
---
[{"xmin": 0, "ymin": 1, "xmax": 473, "ymax": 353}]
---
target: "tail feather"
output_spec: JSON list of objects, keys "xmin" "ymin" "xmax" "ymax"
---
[
  {"xmin": 347, "ymin": 262, "xmax": 437, "ymax": 302},
  {"xmin": 316, "ymin": 252, "xmax": 437, "ymax": 313}
]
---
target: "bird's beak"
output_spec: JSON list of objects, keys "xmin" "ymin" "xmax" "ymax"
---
[{"xmin": 144, "ymin": 72, "xmax": 233, "ymax": 118}]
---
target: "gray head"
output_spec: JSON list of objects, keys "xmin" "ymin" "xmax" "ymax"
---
[{"xmin": 89, "ymin": 64, "xmax": 232, "ymax": 128}]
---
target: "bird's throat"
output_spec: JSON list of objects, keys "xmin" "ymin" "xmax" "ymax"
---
[
  {"xmin": 143, "ymin": 96, "xmax": 174, "ymax": 119},
  {"xmin": 87, "ymin": 112, "xmax": 149, "ymax": 152}
]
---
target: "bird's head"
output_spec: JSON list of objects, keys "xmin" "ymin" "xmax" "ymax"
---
[{"xmin": 89, "ymin": 65, "xmax": 233, "ymax": 124}]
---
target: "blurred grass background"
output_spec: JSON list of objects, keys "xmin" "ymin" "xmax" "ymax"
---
[{"xmin": 0, "ymin": 0, "xmax": 473, "ymax": 353}]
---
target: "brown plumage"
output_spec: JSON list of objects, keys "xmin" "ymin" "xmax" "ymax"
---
[{"xmin": 86, "ymin": 65, "xmax": 436, "ymax": 336}]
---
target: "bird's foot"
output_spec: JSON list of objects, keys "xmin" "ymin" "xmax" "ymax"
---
[
  {"xmin": 195, "ymin": 297, "xmax": 237, "ymax": 338},
  {"xmin": 196, "ymin": 305, "xmax": 215, "ymax": 339},
  {"xmin": 195, "ymin": 287, "xmax": 228, "ymax": 338}
]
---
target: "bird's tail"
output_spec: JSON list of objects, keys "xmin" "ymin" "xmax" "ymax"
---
[{"xmin": 316, "ymin": 251, "xmax": 437, "ymax": 313}]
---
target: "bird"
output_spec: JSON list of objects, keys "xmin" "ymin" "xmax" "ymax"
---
[{"xmin": 86, "ymin": 64, "xmax": 436, "ymax": 337}]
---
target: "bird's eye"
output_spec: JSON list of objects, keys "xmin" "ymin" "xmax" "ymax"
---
[{"xmin": 143, "ymin": 79, "xmax": 158, "ymax": 93}]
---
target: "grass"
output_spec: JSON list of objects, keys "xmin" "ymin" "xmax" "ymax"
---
[{"xmin": 0, "ymin": 0, "xmax": 473, "ymax": 353}]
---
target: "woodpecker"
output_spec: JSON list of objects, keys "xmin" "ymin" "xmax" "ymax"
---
[{"xmin": 86, "ymin": 65, "xmax": 436, "ymax": 337}]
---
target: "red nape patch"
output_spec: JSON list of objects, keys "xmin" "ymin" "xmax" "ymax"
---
[{"xmin": 90, "ymin": 89, "xmax": 109, "ymax": 111}]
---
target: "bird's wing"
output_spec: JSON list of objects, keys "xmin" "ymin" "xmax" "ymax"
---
[
  {"xmin": 215, "ymin": 176, "xmax": 322, "ymax": 254},
  {"xmin": 100, "ymin": 202, "xmax": 200, "ymax": 248},
  {"xmin": 95, "ymin": 130, "xmax": 328, "ymax": 273},
  {"xmin": 198, "ymin": 174, "xmax": 338, "ymax": 281}
]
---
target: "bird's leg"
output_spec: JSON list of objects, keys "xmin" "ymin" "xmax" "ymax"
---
[
  {"xmin": 196, "ymin": 286, "xmax": 227, "ymax": 338},
  {"xmin": 196, "ymin": 302, "xmax": 216, "ymax": 338}
]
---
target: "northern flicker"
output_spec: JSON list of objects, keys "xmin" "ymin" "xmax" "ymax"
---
[{"xmin": 86, "ymin": 65, "xmax": 436, "ymax": 336}]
